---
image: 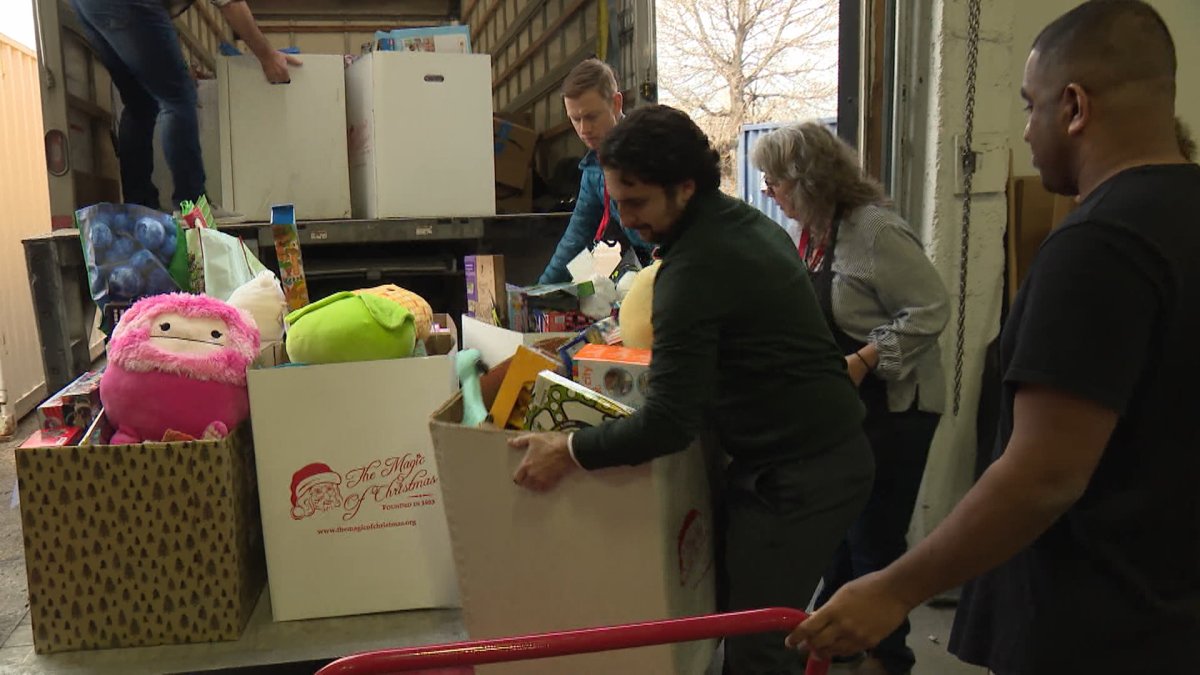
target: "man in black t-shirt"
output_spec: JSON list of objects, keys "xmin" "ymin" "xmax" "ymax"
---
[{"xmin": 786, "ymin": 2, "xmax": 1200, "ymax": 673}]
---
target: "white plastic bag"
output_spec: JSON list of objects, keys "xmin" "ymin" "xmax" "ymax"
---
[{"xmin": 185, "ymin": 227, "xmax": 269, "ymax": 301}]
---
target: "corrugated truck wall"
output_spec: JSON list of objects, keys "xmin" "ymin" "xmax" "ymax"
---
[
  {"xmin": 0, "ymin": 35, "xmax": 52, "ymax": 436},
  {"xmin": 468, "ymin": 0, "xmax": 641, "ymax": 183}
]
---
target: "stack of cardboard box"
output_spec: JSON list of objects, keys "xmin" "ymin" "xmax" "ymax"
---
[{"xmin": 493, "ymin": 113, "xmax": 538, "ymax": 214}]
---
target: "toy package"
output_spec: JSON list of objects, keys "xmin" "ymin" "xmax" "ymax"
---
[
  {"xmin": 465, "ymin": 254, "xmax": 507, "ymax": 326},
  {"xmin": 76, "ymin": 203, "xmax": 187, "ymax": 334},
  {"xmin": 372, "ymin": 25, "xmax": 471, "ymax": 53},
  {"xmin": 572, "ymin": 344, "xmax": 652, "ymax": 409},
  {"xmin": 524, "ymin": 371, "xmax": 633, "ymax": 432},
  {"xmin": 19, "ymin": 427, "xmax": 84, "ymax": 449},
  {"xmin": 489, "ymin": 345, "xmax": 563, "ymax": 430},
  {"xmin": 271, "ymin": 204, "xmax": 310, "ymax": 311},
  {"xmin": 37, "ymin": 368, "xmax": 105, "ymax": 432},
  {"xmin": 555, "ymin": 316, "xmax": 623, "ymax": 375}
]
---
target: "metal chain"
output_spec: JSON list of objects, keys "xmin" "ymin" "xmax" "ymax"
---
[{"xmin": 952, "ymin": 0, "xmax": 983, "ymax": 416}]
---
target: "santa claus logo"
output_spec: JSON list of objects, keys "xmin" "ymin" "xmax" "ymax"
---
[
  {"xmin": 290, "ymin": 462, "xmax": 345, "ymax": 520},
  {"xmin": 677, "ymin": 508, "xmax": 713, "ymax": 589}
]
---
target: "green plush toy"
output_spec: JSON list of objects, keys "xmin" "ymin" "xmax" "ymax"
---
[{"xmin": 285, "ymin": 291, "xmax": 416, "ymax": 364}]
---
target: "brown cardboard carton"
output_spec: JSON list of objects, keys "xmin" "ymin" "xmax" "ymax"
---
[
  {"xmin": 495, "ymin": 173, "xmax": 533, "ymax": 214},
  {"xmin": 465, "ymin": 255, "xmax": 507, "ymax": 326},
  {"xmin": 429, "ymin": 394, "xmax": 717, "ymax": 675},
  {"xmin": 493, "ymin": 117, "xmax": 537, "ymax": 191},
  {"xmin": 16, "ymin": 424, "xmax": 265, "ymax": 653}
]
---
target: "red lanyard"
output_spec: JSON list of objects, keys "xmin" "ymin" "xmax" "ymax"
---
[
  {"xmin": 797, "ymin": 228, "xmax": 828, "ymax": 272},
  {"xmin": 594, "ymin": 183, "xmax": 612, "ymax": 243}
]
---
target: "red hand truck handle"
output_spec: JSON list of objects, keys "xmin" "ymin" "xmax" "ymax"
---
[{"xmin": 316, "ymin": 607, "xmax": 828, "ymax": 675}]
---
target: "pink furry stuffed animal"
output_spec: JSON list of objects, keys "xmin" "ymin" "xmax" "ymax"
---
[{"xmin": 100, "ymin": 293, "xmax": 260, "ymax": 444}]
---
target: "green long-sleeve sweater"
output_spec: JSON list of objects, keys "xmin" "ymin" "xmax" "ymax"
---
[{"xmin": 572, "ymin": 190, "xmax": 865, "ymax": 470}]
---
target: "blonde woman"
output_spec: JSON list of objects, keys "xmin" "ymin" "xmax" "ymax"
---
[{"xmin": 753, "ymin": 122, "xmax": 949, "ymax": 675}]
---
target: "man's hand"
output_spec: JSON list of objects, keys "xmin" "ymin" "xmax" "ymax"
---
[
  {"xmin": 508, "ymin": 432, "xmax": 575, "ymax": 492},
  {"xmin": 259, "ymin": 51, "xmax": 302, "ymax": 84},
  {"xmin": 785, "ymin": 571, "xmax": 915, "ymax": 660},
  {"xmin": 788, "ymin": 384, "xmax": 1117, "ymax": 659},
  {"xmin": 218, "ymin": 2, "xmax": 300, "ymax": 83}
]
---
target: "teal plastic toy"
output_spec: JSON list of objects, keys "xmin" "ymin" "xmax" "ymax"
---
[{"xmin": 457, "ymin": 349, "xmax": 487, "ymax": 426}]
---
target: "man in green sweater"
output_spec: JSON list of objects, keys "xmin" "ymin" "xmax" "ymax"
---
[{"xmin": 509, "ymin": 104, "xmax": 875, "ymax": 673}]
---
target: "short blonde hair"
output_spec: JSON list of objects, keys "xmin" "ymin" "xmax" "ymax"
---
[
  {"xmin": 751, "ymin": 121, "xmax": 887, "ymax": 232},
  {"xmin": 562, "ymin": 59, "xmax": 619, "ymax": 102}
]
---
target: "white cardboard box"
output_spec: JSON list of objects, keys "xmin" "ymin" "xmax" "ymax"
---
[
  {"xmin": 217, "ymin": 55, "xmax": 352, "ymax": 221},
  {"xmin": 460, "ymin": 315, "xmax": 575, "ymax": 369},
  {"xmin": 247, "ymin": 346, "xmax": 460, "ymax": 621},
  {"xmin": 345, "ymin": 52, "xmax": 495, "ymax": 218},
  {"xmin": 429, "ymin": 395, "xmax": 717, "ymax": 675}
]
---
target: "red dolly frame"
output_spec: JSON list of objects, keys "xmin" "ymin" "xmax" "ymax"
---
[{"xmin": 316, "ymin": 607, "xmax": 829, "ymax": 675}]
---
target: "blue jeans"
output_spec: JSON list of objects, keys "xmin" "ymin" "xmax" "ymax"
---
[{"xmin": 70, "ymin": 0, "xmax": 205, "ymax": 209}]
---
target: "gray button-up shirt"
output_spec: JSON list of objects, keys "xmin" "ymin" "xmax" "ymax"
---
[{"xmin": 823, "ymin": 205, "xmax": 950, "ymax": 414}]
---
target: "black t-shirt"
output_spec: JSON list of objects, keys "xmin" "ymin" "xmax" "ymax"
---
[{"xmin": 949, "ymin": 164, "xmax": 1200, "ymax": 674}]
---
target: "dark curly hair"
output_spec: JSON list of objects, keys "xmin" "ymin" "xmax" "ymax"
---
[{"xmin": 598, "ymin": 105, "xmax": 722, "ymax": 192}]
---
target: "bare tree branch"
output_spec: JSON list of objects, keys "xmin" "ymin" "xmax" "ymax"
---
[{"xmin": 659, "ymin": 0, "xmax": 839, "ymax": 187}]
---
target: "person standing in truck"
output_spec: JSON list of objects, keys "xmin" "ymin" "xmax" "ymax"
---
[
  {"xmin": 537, "ymin": 59, "xmax": 655, "ymax": 284},
  {"xmin": 68, "ymin": 0, "xmax": 299, "ymax": 221}
]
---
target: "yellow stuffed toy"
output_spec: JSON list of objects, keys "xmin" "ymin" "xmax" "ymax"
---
[
  {"xmin": 617, "ymin": 260, "xmax": 661, "ymax": 350},
  {"xmin": 352, "ymin": 284, "xmax": 434, "ymax": 340}
]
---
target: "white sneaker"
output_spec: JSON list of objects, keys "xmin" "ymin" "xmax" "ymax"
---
[{"xmin": 209, "ymin": 203, "xmax": 247, "ymax": 225}]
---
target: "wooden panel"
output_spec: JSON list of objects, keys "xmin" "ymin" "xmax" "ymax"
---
[
  {"xmin": 1006, "ymin": 175, "xmax": 1076, "ymax": 304},
  {"xmin": 862, "ymin": 0, "xmax": 886, "ymax": 180}
]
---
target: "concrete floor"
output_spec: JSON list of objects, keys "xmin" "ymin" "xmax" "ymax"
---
[{"xmin": 0, "ymin": 411, "xmax": 985, "ymax": 675}]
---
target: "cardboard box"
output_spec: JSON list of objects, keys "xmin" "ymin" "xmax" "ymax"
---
[
  {"xmin": 346, "ymin": 52, "xmax": 495, "ymax": 219},
  {"xmin": 429, "ymin": 395, "xmax": 717, "ymax": 675},
  {"xmin": 495, "ymin": 174, "xmax": 533, "ymax": 215},
  {"xmin": 246, "ymin": 317, "xmax": 462, "ymax": 621},
  {"xmin": 573, "ymin": 344, "xmax": 652, "ymax": 409},
  {"xmin": 465, "ymin": 255, "xmax": 507, "ymax": 326},
  {"xmin": 460, "ymin": 315, "xmax": 576, "ymax": 369},
  {"xmin": 217, "ymin": 55, "xmax": 351, "ymax": 220},
  {"xmin": 37, "ymin": 368, "xmax": 104, "ymax": 432},
  {"xmin": 496, "ymin": 171, "xmax": 535, "ymax": 213},
  {"xmin": 493, "ymin": 117, "xmax": 537, "ymax": 191},
  {"xmin": 16, "ymin": 424, "xmax": 265, "ymax": 653}
]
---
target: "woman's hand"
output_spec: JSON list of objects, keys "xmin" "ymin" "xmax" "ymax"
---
[
  {"xmin": 845, "ymin": 343, "xmax": 879, "ymax": 387},
  {"xmin": 845, "ymin": 354, "xmax": 869, "ymax": 387}
]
